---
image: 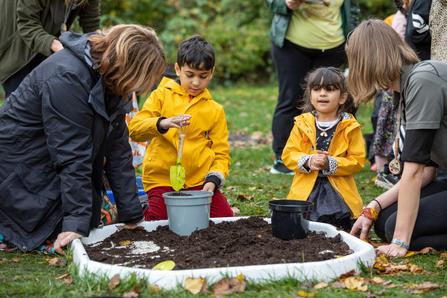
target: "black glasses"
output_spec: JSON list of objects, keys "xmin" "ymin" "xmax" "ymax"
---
[{"xmin": 346, "ymin": 28, "xmax": 356, "ymax": 46}]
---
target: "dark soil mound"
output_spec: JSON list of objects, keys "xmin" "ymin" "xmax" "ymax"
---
[{"xmin": 85, "ymin": 217, "xmax": 352, "ymax": 270}]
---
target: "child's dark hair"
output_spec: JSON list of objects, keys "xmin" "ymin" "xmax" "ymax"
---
[
  {"xmin": 394, "ymin": 0, "xmax": 407, "ymax": 15},
  {"xmin": 301, "ymin": 67, "xmax": 357, "ymax": 117},
  {"xmin": 177, "ymin": 35, "xmax": 215, "ymax": 70}
]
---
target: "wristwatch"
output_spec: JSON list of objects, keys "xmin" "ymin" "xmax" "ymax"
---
[{"xmin": 391, "ymin": 238, "xmax": 409, "ymax": 250}]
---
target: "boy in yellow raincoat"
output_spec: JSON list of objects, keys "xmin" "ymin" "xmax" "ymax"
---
[{"xmin": 128, "ymin": 35, "xmax": 233, "ymax": 220}]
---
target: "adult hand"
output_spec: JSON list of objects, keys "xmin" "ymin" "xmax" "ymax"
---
[
  {"xmin": 54, "ymin": 231, "xmax": 83, "ymax": 255},
  {"xmin": 159, "ymin": 114, "xmax": 191, "ymax": 130},
  {"xmin": 202, "ymin": 182, "xmax": 216, "ymax": 193},
  {"xmin": 350, "ymin": 215, "xmax": 373, "ymax": 240},
  {"xmin": 51, "ymin": 39, "xmax": 64, "ymax": 53},
  {"xmin": 286, "ymin": 0, "xmax": 303, "ymax": 10},
  {"xmin": 375, "ymin": 244, "xmax": 407, "ymax": 258}
]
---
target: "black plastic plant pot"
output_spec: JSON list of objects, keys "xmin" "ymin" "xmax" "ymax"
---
[{"xmin": 268, "ymin": 200, "xmax": 314, "ymax": 240}]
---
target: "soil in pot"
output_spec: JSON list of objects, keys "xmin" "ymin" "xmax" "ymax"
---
[
  {"xmin": 84, "ymin": 217, "xmax": 353, "ymax": 270},
  {"xmin": 168, "ymin": 192, "xmax": 192, "ymax": 197}
]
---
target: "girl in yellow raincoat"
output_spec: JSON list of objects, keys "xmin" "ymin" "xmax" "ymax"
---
[{"xmin": 282, "ymin": 67, "xmax": 365, "ymax": 230}]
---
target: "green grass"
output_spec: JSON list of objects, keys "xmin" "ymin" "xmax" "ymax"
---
[{"xmin": 1, "ymin": 82, "xmax": 447, "ymax": 297}]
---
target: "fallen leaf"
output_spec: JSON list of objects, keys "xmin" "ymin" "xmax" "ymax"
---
[
  {"xmin": 370, "ymin": 277, "xmax": 391, "ymax": 285},
  {"xmin": 314, "ymin": 282, "xmax": 328, "ymax": 289},
  {"xmin": 270, "ymin": 197, "xmax": 280, "ymax": 200},
  {"xmin": 435, "ymin": 259, "xmax": 444, "ymax": 268},
  {"xmin": 12, "ymin": 258, "xmax": 21, "ymax": 263},
  {"xmin": 152, "ymin": 260, "xmax": 175, "ymax": 270},
  {"xmin": 227, "ymin": 274, "xmax": 246, "ymax": 293},
  {"xmin": 133, "ymin": 286, "xmax": 141, "ymax": 294},
  {"xmin": 109, "ymin": 274, "xmax": 120, "ymax": 290},
  {"xmin": 404, "ymin": 251, "xmax": 415, "ymax": 257},
  {"xmin": 345, "ymin": 277, "xmax": 367, "ymax": 291},
  {"xmin": 419, "ymin": 247, "xmax": 438, "ymax": 255},
  {"xmin": 330, "ymin": 281, "xmax": 346, "ymax": 289},
  {"xmin": 55, "ymin": 273, "xmax": 70, "ymax": 280},
  {"xmin": 440, "ymin": 252, "xmax": 447, "ymax": 259},
  {"xmin": 62, "ymin": 277, "xmax": 73, "ymax": 284},
  {"xmin": 122, "ymin": 291, "xmax": 139, "ymax": 298},
  {"xmin": 1, "ymin": 258, "xmax": 8, "ymax": 264},
  {"xmin": 185, "ymin": 277, "xmax": 205, "ymax": 295},
  {"xmin": 119, "ymin": 240, "xmax": 132, "ymax": 246},
  {"xmin": 226, "ymin": 186, "xmax": 237, "ymax": 191},
  {"xmin": 339, "ymin": 269, "xmax": 358, "ymax": 279},
  {"xmin": 300, "ymin": 280, "xmax": 314, "ymax": 289},
  {"xmin": 297, "ymin": 291, "xmax": 314, "ymax": 297},
  {"xmin": 48, "ymin": 258, "xmax": 60, "ymax": 266},
  {"xmin": 117, "ymin": 225, "xmax": 144, "ymax": 231},
  {"xmin": 212, "ymin": 278, "xmax": 231, "ymax": 296},
  {"xmin": 201, "ymin": 279, "xmax": 210, "ymax": 294},
  {"xmin": 248, "ymin": 187, "xmax": 257, "ymax": 191},
  {"xmin": 281, "ymin": 185, "xmax": 290, "ymax": 189},
  {"xmin": 150, "ymin": 285, "xmax": 160, "ymax": 293}
]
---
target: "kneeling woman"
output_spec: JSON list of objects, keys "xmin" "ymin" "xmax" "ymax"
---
[{"xmin": 0, "ymin": 24, "xmax": 166, "ymax": 254}]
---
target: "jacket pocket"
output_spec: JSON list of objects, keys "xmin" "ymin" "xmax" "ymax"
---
[{"xmin": 0, "ymin": 163, "xmax": 60, "ymax": 233}]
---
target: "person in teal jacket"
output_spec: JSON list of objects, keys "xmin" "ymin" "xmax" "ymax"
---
[{"xmin": 265, "ymin": 0, "xmax": 359, "ymax": 175}]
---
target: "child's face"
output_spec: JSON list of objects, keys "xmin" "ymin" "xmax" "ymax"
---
[
  {"xmin": 310, "ymin": 83, "xmax": 347, "ymax": 119},
  {"xmin": 175, "ymin": 63, "xmax": 214, "ymax": 97}
]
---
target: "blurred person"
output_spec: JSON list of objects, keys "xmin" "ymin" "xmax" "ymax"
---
[
  {"xmin": 265, "ymin": 0, "xmax": 360, "ymax": 175},
  {"xmin": 0, "ymin": 0, "xmax": 101, "ymax": 98}
]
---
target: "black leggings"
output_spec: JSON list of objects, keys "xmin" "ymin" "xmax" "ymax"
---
[
  {"xmin": 270, "ymin": 40, "xmax": 346, "ymax": 159},
  {"xmin": 374, "ymin": 178, "xmax": 447, "ymax": 250}
]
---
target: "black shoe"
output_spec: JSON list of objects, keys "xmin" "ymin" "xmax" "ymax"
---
[
  {"xmin": 270, "ymin": 159, "xmax": 294, "ymax": 175},
  {"xmin": 374, "ymin": 173, "xmax": 394, "ymax": 190},
  {"xmin": 384, "ymin": 173, "xmax": 400, "ymax": 186}
]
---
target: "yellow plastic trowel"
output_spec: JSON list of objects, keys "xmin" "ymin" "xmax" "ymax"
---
[{"xmin": 170, "ymin": 119, "xmax": 186, "ymax": 191}]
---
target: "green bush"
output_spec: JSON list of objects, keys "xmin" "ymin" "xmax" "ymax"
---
[{"xmin": 98, "ymin": 0, "xmax": 397, "ymax": 83}]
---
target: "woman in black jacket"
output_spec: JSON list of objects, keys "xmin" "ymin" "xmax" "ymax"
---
[{"xmin": 0, "ymin": 24, "xmax": 166, "ymax": 254}]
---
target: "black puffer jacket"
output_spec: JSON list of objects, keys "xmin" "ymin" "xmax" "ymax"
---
[{"xmin": 0, "ymin": 32, "xmax": 143, "ymax": 252}]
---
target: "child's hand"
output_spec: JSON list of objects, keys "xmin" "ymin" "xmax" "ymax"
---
[
  {"xmin": 310, "ymin": 151, "xmax": 329, "ymax": 171},
  {"xmin": 202, "ymin": 182, "xmax": 216, "ymax": 193},
  {"xmin": 159, "ymin": 114, "xmax": 191, "ymax": 130}
]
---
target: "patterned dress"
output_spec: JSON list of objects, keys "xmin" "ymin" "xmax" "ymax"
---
[{"xmin": 372, "ymin": 89, "xmax": 397, "ymax": 158}]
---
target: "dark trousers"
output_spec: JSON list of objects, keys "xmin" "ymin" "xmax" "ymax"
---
[
  {"xmin": 271, "ymin": 40, "xmax": 346, "ymax": 159},
  {"xmin": 2, "ymin": 54, "xmax": 47, "ymax": 98},
  {"xmin": 375, "ymin": 178, "xmax": 447, "ymax": 250}
]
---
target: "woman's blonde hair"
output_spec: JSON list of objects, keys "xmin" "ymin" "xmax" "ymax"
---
[
  {"xmin": 89, "ymin": 24, "xmax": 166, "ymax": 98},
  {"xmin": 346, "ymin": 19, "xmax": 419, "ymax": 105}
]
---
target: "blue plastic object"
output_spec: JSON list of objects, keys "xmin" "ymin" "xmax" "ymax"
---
[{"xmin": 106, "ymin": 177, "xmax": 146, "ymax": 203}]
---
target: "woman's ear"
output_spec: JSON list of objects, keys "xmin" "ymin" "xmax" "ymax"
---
[{"xmin": 339, "ymin": 93, "xmax": 348, "ymax": 105}]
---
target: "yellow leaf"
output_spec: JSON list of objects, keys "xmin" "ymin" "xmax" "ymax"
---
[
  {"xmin": 344, "ymin": 277, "xmax": 367, "ymax": 291},
  {"xmin": 185, "ymin": 277, "xmax": 204, "ymax": 295},
  {"xmin": 440, "ymin": 252, "xmax": 447, "ymax": 259},
  {"xmin": 150, "ymin": 285, "xmax": 160, "ymax": 293},
  {"xmin": 419, "ymin": 247, "xmax": 438, "ymax": 254},
  {"xmin": 48, "ymin": 258, "xmax": 60, "ymax": 266},
  {"xmin": 55, "ymin": 273, "xmax": 70, "ymax": 280},
  {"xmin": 237, "ymin": 273, "xmax": 245, "ymax": 282},
  {"xmin": 109, "ymin": 274, "xmax": 120, "ymax": 290},
  {"xmin": 404, "ymin": 251, "xmax": 415, "ymax": 257},
  {"xmin": 436, "ymin": 259, "xmax": 444, "ymax": 268},
  {"xmin": 408, "ymin": 264, "xmax": 422, "ymax": 273},
  {"xmin": 298, "ymin": 291, "xmax": 315, "ymax": 297},
  {"xmin": 314, "ymin": 282, "xmax": 328, "ymax": 289},
  {"xmin": 152, "ymin": 260, "xmax": 175, "ymax": 271},
  {"xmin": 119, "ymin": 240, "xmax": 132, "ymax": 246}
]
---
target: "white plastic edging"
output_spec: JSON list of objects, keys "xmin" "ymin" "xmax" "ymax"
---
[{"xmin": 72, "ymin": 217, "xmax": 375, "ymax": 289}]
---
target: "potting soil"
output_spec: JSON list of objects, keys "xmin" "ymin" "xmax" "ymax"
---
[{"xmin": 84, "ymin": 217, "xmax": 353, "ymax": 270}]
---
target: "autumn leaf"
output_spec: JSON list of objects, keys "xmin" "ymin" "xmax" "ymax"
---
[
  {"xmin": 62, "ymin": 277, "xmax": 73, "ymax": 284},
  {"xmin": 48, "ymin": 258, "xmax": 60, "ymax": 266},
  {"xmin": 226, "ymin": 186, "xmax": 237, "ymax": 191},
  {"xmin": 119, "ymin": 240, "xmax": 132, "ymax": 246},
  {"xmin": 1, "ymin": 258, "xmax": 7, "ymax": 264},
  {"xmin": 404, "ymin": 281, "xmax": 441, "ymax": 293},
  {"xmin": 122, "ymin": 291, "xmax": 139, "ymax": 298},
  {"xmin": 227, "ymin": 274, "xmax": 247, "ymax": 293},
  {"xmin": 419, "ymin": 247, "xmax": 438, "ymax": 255},
  {"xmin": 12, "ymin": 258, "xmax": 21, "ymax": 263},
  {"xmin": 339, "ymin": 269, "xmax": 359, "ymax": 279},
  {"xmin": 237, "ymin": 194, "xmax": 249, "ymax": 201},
  {"xmin": 344, "ymin": 277, "xmax": 367, "ymax": 291},
  {"xmin": 404, "ymin": 251, "xmax": 415, "ymax": 257},
  {"xmin": 150, "ymin": 285, "xmax": 160, "ymax": 293},
  {"xmin": 370, "ymin": 277, "xmax": 392, "ymax": 285},
  {"xmin": 330, "ymin": 281, "xmax": 345, "ymax": 289},
  {"xmin": 55, "ymin": 273, "xmax": 70, "ymax": 280},
  {"xmin": 270, "ymin": 197, "xmax": 280, "ymax": 201},
  {"xmin": 297, "ymin": 291, "xmax": 314, "ymax": 297},
  {"xmin": 185, "ymin": 277, "xmax": 205, "ymax": 295},
  {"xmin": 212, "ymin": 278, "xmax": 232, "ymax": 297},
  {"xmin": 314, "ymin": 282, "xmax": 328, "ymax": 289},
  {"xmin": 152, "ymin": 260, "xmax": 175, "ymax": 270},
  {"xmin": 281, "ymin": 185, "xmax": 290, "ymax": 189},
  {"xmin": 109, "ymin": 274, "xmax": 120, "ymax": 290},
  {"xmin": 117, "ymin": 225, "xmax": 144, "ymax": 231},
  {"xmin": 435, "ymin": 259, "xmax": 444, "ymax": 268}
]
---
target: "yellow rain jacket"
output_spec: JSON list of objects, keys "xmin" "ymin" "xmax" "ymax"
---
[
  {"xmin": 128, "ymin": 78, "xmax": 230, "ymax": 192},
  {"xmin": 282, "ymin": 112, "xmax": 365, "ymax": 219}
]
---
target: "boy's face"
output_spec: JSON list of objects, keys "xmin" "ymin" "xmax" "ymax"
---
[{"xmin": 175, "ymin": 63, "xmax": 214, "ymax": 97}]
